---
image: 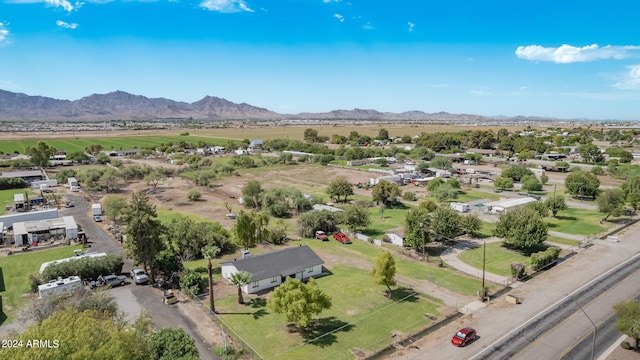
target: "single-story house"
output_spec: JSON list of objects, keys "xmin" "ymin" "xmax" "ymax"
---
[
  {"xmin": 384, "ymin": 228, "xmax": 405, "ymax": 247},
  {"xmin": 221, "ymin": 245, "xmax": 325, "ymax": 294},
  {"xmin": 248, "ymin": 139, "xmax": 263, "ymax": 151},
  {"xmin": 486, "ymin": 197, "xmax": 538, "ymax": 215},
  {"xmin": 466, "ymin": 148, "xmax": 497, "ymax": 157}
]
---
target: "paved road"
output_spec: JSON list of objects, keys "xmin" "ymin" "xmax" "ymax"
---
[{"xmin": 384, "ymin": 222, "xmax": 640, "ymax": 360}]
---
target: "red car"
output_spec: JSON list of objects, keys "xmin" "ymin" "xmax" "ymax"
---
[
  {"xmin": 315, "ymin": 231, "xmax": 328, "ymax": 241},
  {"xmin": 451, "ymin": 327, "xmax": 477, "ymax": 347},
  {"xmin": 332, "ymin": 232, "xmax": 351, "ymax": 244}
]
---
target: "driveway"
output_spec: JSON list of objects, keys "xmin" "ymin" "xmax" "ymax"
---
[{"xmin": 62, "ymin": 192, "xmax": 218, "ymax": 360}]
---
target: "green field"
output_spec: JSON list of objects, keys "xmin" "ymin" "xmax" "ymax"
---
[
  {"xmin": 0, "ymin": 244, "xmax": 86, "ymax": 325},
  {"xmin": 546, "ymin": 207, "xmax": 614, "ymax": 235},
  {"xmin": 457, "ymin": 242, "xmax": 531, "ymax": 276},
  {"xmin": 546, "ymin": 235, "xmax": 580, "ymax": 247},
  {"xmin": 0, "ymin": 135, "xmax": 227, "ymax": 154},
  {"xmin": 217, "ymin": 264, "xmax": 440, "ymax": 359}
]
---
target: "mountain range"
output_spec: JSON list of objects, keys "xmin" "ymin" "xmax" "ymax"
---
[{"xmin": 0, "ymin": 89, "xmax": 566, "ymax": 123}]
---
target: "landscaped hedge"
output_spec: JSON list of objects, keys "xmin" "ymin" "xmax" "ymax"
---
[
  {"xmin": 530, "ymin": 247, "xmax": 561, "ymax": 271},
  {"xmin": 0, "ymin": 177, "xmax": 27, "ymax": 190},
  {"xmin": 42, "ymin": 254, "xmax": 124, "ymax": 282}
]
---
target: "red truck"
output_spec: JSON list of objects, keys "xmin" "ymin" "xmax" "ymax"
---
[
  {"xmin": 332, "ymin": 232, "xmax": 352, "ymax": 244},
  {"xmin": 315, "ymin": 231, "xmax": 328, "ymax": 241}
]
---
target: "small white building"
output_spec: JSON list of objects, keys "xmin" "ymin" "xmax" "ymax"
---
[
  {"xmin": 384, "ymin": 228, "xmax": 405, "ymax": 247},
  {"xmin": 13, "ymin": 216, "xmax": 78, "ymax": 247},
  {"xmin": 487, "ymin": 197, "xmax": 538, "ymax": 215},
  {"xmin": 38, "ymin": 276, "xmax": 82, "ymax": 299},
  {"xmin": 450, "ymin": 202, "xmax": 470, "ymax": 213},
  {"xmin": 221, "ymin": 246, "xmax": 324, "ymax": 294}
]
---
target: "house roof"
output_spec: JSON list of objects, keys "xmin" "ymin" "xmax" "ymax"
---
[
  {"xmin": 488, "ymin": 197, "xmax": 538, "ymax": 209},
  {"xmin": 223, "ymin": 245, "xmax": 324, "ymax": 282}
]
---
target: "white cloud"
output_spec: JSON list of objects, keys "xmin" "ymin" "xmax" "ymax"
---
[
  {"xmin": 515, "ymin": 44, "xmax": 640, "ymax": 64},
  {"xmin": 0, "ymin": 23, "xmax": 8, "ymax": 43},
  {"xmin": 407, "ymin": 22, "xmax": 414, "ymax": 32},
  {"xmin": 362, "ymin": 22, "xmax": 373, "ymax": 30},
  {"xmin": 614, "ymin": 65, "xmax": 640, "ymax": 89},
  {"xmin": 56, "ymin": 20, "xmax": 78, "ymax": 29},
  {"xmin": 323, "ymin": 0, "xmax": 341, "ymax": 3},
  {"xmin": 47, "ymin": 0, "xmax": 74, "ymax": 11},
  {"xmin": 333, "ymin": 13, "xmax": 344, "ymax": 22},
  {"xmin": 200, "ymin": 0, "xmax": 254, "ymax": 13}
]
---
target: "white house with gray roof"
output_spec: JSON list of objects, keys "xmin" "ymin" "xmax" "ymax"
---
[{"xmin": 221, "ymin": 245, "xmax": 324, "ymax": 294}]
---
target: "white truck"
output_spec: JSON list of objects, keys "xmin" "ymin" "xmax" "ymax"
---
[
  {"xmin": 91, "ymin": 203, "xmax": 102, "ymax": 216},
  {"xmin": 450, "ymin": 202, "xmax": 470, "ymax": 213}
]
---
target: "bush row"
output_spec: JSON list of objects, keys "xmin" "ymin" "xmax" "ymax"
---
[
  {"xmin": 42, "ymin": 254, "xmax": 124, "ymax": 282},
  {"xmin": 530, "ymin": 247, "xmax": 561, "ymax": 271}
]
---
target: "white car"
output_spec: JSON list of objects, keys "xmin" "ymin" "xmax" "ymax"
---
[{"xmin": 130, "ymin": 268, "xmax": 149, "ymax": 285}]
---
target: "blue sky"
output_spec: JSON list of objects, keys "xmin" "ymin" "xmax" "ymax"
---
[{"xmin": 1, "ymin": 0, "xmax": 640, "ymax": 120}]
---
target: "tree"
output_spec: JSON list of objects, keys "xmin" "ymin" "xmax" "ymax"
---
[
  {"xmin": 494, "ymin": 206, "xmax": 548, "ymax": 249},
  {"xmin": 85, "ymin": 143, "xmax": 103, "ymax": 156},
  {"xmin": 377, "ymin": 128, "xmax": 389, "ymax": 140},
  {"xmin": 241, "ymin": 180, "xmax": 263, "ymax": 209},
  {"xmin": 100, "ymin": 168, "xmax": 120, "ymax": 193},
  {"xmin": 430, "ymin": 205, "xmax": 462, "ymax": 239},
  {"xmin": 432, "ymin": 184, "xmax": 459, "ymax": 202},
  {"xmin": 202, "ymin": 245, "xmax": 220, "ymax": 313},
  {"xmin": 494, "ymin": 177, "xmax": 514, "ymax": 190},
  {"xmin": 597, "ymin": 188, "xmax": 625, "ymax": 222},
  {"xmin": 521, "ymin": 176, "xmax": 542, "ymax": 192},
  {"xmin": 430, "ymin": 156, "xmax": 452, "ymax": 170},
  {"xmin": 3, "ymin": 309, "xmax": 150, "ymax": 360},
  {"xmin": 233, "ymin": 210, "xmax": 269, "ymax": 250},
  {"xmin": 66, "ymin": 151, "xmax": 90, "ymax": 163},
  {"xmin": 297, "ymin": 210, "xmax": 340, "ymax": 238},
  {"xmin": 426, "ymin": 177, "xmax": 445, "ymax": 193},
  {"xmin": 148, "ymin": 327, "xmax": 200, "ymax": 360},
  {"xmin": 96, "ymin": 152, "xmax": 111, "ymax": 164},
  {"xmin": 55, "ymin": 169, "xmax": 77, "ymax": 184},
  {"xmin": 303, "ymin": 128, "xmax": 319, "ymax": 143},
  {"xmin": 267, "ymin": 278, "xmax": 332, "ymax": 328},
  {"xmin": 122, "ymin": 191, "xmax": 165, "ymax": 279},
  {"xmin": 102, "ymin": 195, "xmax": 128, "ymax": 223},
  {"xmin": 613, "ymin": 300, "xmax": 640, "ymax": 349},
  {"xmin": 144, "ymin": 170, "xmax": 164, "ymax": 188},
  {"xmin": 545, "ymin": 194, "xmax": 567, "ymax": 218},
  {"xmin": 229, "ymin": 271, "xmax": 252, "ymax": 304},
  {"xmin": 565, "ymin": 170, "xmax": 600, "ymax": 199},
  {"xmin": 460, "ymin": 214, "xmax": 482, "ymax": 237},
  {"xmin": 372, "ymin": 180, "xmax": 402, "ymax": 206},
  {"xmin": 372, "ymin": 251, "xmax": 396, "ymax": 297},
  {"xmin": 578, "ymin": 143, "xmax": 605, "ymax": 163},
  {"xmin": 501, "ymin": 165, "xmax": 534, "ymax": 182},
  {"xmin": 25, "ymin": 141, "xmax": 55, "ymax": 167},
  {"xmin": 403, "ymin": 202, "xmax": 434, "ymax": 250},
  {"xmin": 342, "ymin": 204, "xmax": 371, "ymax": 232},
  {"xmin": 621, "ymin": 175, "xmax": 640, "ymax": 212}
]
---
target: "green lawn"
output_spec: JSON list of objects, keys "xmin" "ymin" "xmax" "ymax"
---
[
  {"xmin": 545, "ymin": 236, "xmax": 580, "ymax": 247},
  {"xmin": 217, "ymin": 264, "xmax": 441, "ymax": 359},
  {"xmin": 546, "ymin": 207, "xmax": 614, "ymax": 235},
  {"xmin": 457, "ymin": 242, "xmax": 531, "ymax": 276},
  {"xmin": 477, "ymin": 221, "xmax": 497, "ymax": 239},
  {"xmin": 0, "ymin": 135, "xmax": 226, "ymax": 154},
  {"xmin": 0, "ymin": 244, "xmax": 87, "ymax": 325},
  {"xmin": 362, "ymin": 205, "xmax": 410, "ymax": 237},
  {"xmin": 455, "ymin": 190, "xmax": 501, "ymax": 203}
]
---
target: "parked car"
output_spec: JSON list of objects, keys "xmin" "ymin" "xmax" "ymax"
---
[
  {"xmin": 451, "ymin": 327, "xmax": 477, "ymax": 347},
  {"xmin": 332, "ymin": 232, "xmax": 351, "ymax": 244},
  {"xmin": 130, "ymin": 268, "xmax": 149, "ymax": 285},
  {"xmin": 315, "ymin": 230, "xmax": 328, "ymax": 241},
  {"xmin": 96, "ymin": 274, "xmax": 127, "ymax": 288},
  {"xmin": 94, "ymin": 215, "xmax": 102, "ymax": 222},
  {"xmin": 163, "ymin": 290, "xmax": 178, "ymax": 305}
]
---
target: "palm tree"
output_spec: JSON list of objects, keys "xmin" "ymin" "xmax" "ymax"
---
[
  {"xmin": 229, "ymin": 271, "xmax": 252, "ymax": 304},
  {"xmin": 202, "ymin": 245, "xmax": 221, "ymax": 313}
]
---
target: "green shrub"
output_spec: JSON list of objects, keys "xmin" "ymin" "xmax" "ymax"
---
[
  {"xmin": 530, "ymin": 247, "xmax": 561, "ymax": 271},
  {"xmin": 42, "ymin": 254, "xmax": 124, "ymax": 281},
  {"xmin": 510, "ymin": 262, "xmax": 526, "ymax": 280},
  {"xmin": 187, "ymin": 189, "xmax": 202, "ymax": 201},
  {"xmin": 403, "ymin": 192, "xmax": 417, "ymax": 201},
  {"xmin": 620, "ymin": 341, "xmax": 631, "ymax": 350},
  {"xmin": 179, "ymin": 269, "xmax": 204, "ymax": 296}
]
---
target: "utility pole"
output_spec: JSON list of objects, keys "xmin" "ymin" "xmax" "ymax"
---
[
  {"xmin": 481, "ymin": 240, "xmax": 486, "ymax": 301},
  {"xmin": 420, "ymin": 221, "xmax": 425, "ymax": 261}
]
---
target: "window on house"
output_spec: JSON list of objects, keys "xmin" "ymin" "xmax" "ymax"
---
[
  {"xmin": 252, "ymin": 281, "xmax": 259, "ymax": 288},
  {"xmin": 271, "ymin": 276, "xmax": 278, "ymax": 283}
]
